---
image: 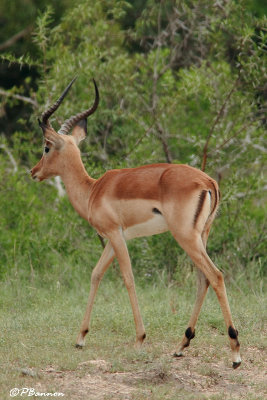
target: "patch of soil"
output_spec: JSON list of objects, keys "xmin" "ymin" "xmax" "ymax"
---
[{"xmin": 34, "ymin": 347, "xmax": 266, "ymax": 400}]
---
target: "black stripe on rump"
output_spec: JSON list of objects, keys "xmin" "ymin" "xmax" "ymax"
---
[
  {"xmin": 194, "ymin": 190, "xmax": 207, "ymax": 227},
  {"xmin": 210, "ymin": 180, "xmax": 218, "ymax": 214}
]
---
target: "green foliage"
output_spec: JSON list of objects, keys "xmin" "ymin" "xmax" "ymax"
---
[
  {"xmin": 0, "ymin": 0, "xmax": 266, "ymax": 284},
  {"xmin": 0, "ymin": 0, "xmax": 74, "ymax": 56},
  {"xmin": 0, "ymin": 142, "xmax": 101, "ymax": 280},
  {"xmin": 33, "ymin": 6, "xmax": 54, "ymax": 56},
  {"xmin": 0, "ymin": 5, "xmax": 266, "ymax": 399}
]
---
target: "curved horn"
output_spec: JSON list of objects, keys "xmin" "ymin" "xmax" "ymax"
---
[
  {"xmin": 58, "ymin": 79, "xmax": 99, "ymax": 135},
  {"xmin": 39, "ymin": 76, "xmax": 77, "ymax": 128}
]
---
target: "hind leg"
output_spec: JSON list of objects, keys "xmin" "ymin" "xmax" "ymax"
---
[
  {"xmin": 175, "ymin": 232, "xmax": 241, "ymax": 368},
  {"xmin": 174, "ymin": 221, "xmax": 211, "ymax": 357},
  {"xmin": 174, "ymin": 268, "xmax": 209, "ymax": 356}
]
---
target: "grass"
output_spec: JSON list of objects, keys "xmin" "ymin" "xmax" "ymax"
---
[{"xmin": 0, "ymin": 268, "xmax": 266, "ymax": 400}]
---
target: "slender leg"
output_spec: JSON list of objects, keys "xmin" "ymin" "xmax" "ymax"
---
[
  {"xmin": 174, "ymin": 223, "xmax": 211, "ymax": 356},
  {"xmin": 174, "ymin": 269, "xmax": 209, "ymax": 356},
  {"xmin": 76, "ymin": 241, "xmax": 115, "ymax": 348},
  {"xmin": 109, "ymin": 230, "xmax": 146, "ymax": 346},
  {"xmin": 178, "ymin": 234, "xmax": 241, "ymax": 368}
]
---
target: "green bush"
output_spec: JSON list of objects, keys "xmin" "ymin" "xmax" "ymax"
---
[{"xmin": 0, "ymin": 0, "xmax": 266, "ymax": 286}]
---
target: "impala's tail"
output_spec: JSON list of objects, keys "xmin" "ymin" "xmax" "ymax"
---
[{"xmin": 193, "ymin": 179, "xmax": 220, "ymax": 238}]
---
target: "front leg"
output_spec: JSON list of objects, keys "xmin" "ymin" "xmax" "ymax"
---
[
  {"xmin": 76, "ymin": 241, "xmax": 115, "ymax": 348},
  {"xmin": 109, "ymin": 229, "xmax": 146, "ymax": 346}
]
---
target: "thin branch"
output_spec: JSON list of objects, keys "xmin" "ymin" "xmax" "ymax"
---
[
  {"xmin": 209, "ymin": 119, "xmax": 258, "ymax": 156},
  {"xmin": 150, "ymin": 2, "xmax": 173, "ymax": 164},
  {"xmin": 54, "ymin": 176, "xmax": 65, "ymax": 197},
  {"xmin": 156, "ymin": 122, "xmax": 172, "ymax": 163},
  {"xmin": 0, "ymin": 143, "xmax": 18, "ymax": 173},
  {"xmin": 124, "ymin": 124, "xmax": 154, "ymax": 159},
  {"xmin": 201, "ymin": 75, "xmax": 240, "ymax": 171},
  {"xmin": 0, "ymin": 26, "xmax": 32, "ymax": 51},
  {"xmin": 47, "ymin": 177, "xmax": 65, "ymax": 198},
  {"xmin": 0, "ymin": 88, "xmax": 38, "ymax": 108},
  {"xmin": 151, "ymin": 2, "xmax": 163, "ymax": 113}
]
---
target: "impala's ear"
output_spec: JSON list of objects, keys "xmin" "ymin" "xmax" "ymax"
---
[{"xmin": 72, "ymin": 119, "xmax": 87, "ymax": 145}]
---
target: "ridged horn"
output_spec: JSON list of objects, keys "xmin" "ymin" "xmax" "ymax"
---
[
  {"xmin": 58, "ymin": 79, "xmax": 99, "ymax": 135},
  {"xmin": 39, "ymin": 77, "xmax": 77, "ymax": 129}
]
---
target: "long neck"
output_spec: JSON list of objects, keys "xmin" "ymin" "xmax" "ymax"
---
[{"xmin": 60, "ymin": 155, "xmax": 95, "ymax": 220}]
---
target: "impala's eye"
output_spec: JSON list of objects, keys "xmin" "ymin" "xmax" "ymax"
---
[{"xmin": 44, "ymin": 146, "xmax": 50, "ymax": 153}]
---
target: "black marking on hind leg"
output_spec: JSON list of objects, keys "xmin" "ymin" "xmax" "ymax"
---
[
  {"xmin": 184, "ymin": 327, "xmax": 195, "ymax": 347},
  {"xmin": 153, "ymin": 207, "xmax": 162, "ymax": 215},
  {"xmin": 82, "ymin": 329, "xmax": 89, "ymax": 337},
  {"xmin": 185, "ymin": 327, "xmax": 195, "ymax": 340},
  {"xmin": 228, "ymin": 326, "xmax": 240, "ymax": 353},
  {"xmin": 228, "ymin": 326, "xmax": 238, "ymax": 339},
  {"xmin": 173, "ymin": 327, "xmax": 196, "ymax": 357}
]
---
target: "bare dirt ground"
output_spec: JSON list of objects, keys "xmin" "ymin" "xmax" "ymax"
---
[{"xmin": 28, "ymin": 346, "xmax": 266, "ymax": 400}]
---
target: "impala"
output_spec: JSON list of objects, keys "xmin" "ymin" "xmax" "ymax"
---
[{"xmin": 31, "ymin": 78, "xmax": 241, "ymax": 369}]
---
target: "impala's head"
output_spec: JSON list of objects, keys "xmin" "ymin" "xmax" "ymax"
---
[{"xmin": 31, "ymin": 78, "xmax": 99, "ymax": 182}]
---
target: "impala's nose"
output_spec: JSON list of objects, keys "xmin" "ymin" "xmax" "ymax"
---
[{"xmin": 30, "ymin": 168, "xmax": 37, "ymax": 180}]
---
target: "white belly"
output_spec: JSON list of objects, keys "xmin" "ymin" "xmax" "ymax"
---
[{"xmin": 123, "ymin": 213, "xmax": 168, "ymax": 240}]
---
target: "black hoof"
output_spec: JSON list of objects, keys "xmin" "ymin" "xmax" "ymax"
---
[
  {"xmin": 173, "ymin": 352, "xmax": 183, "ymax": 358},
  {"xmin": 75, "ymin": 344, "xmax": 84, "ymax": 349},
  {"xmin": 233, "ymin": 361, "xmax": 241, "ymax": 369}
]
